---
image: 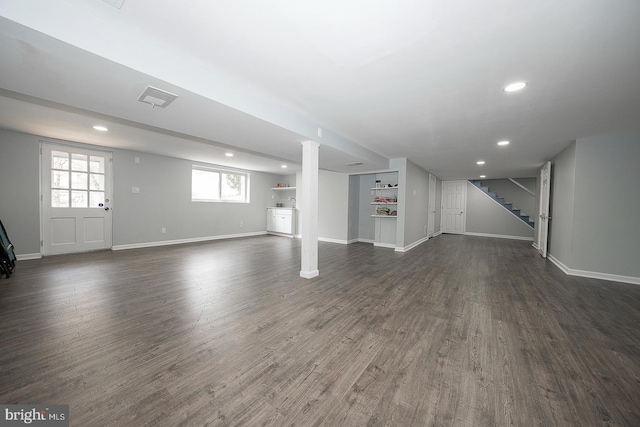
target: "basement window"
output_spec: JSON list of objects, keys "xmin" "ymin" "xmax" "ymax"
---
[{"xmin": 192, "ymin": 166, "xmax": 249, "ymax": 203}]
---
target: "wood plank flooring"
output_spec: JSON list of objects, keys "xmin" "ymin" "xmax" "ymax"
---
[{"xmin": 1, "ymin": 234, "xmax": 639, "ymax": 426}]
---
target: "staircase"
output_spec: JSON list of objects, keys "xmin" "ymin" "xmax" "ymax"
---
[{"xmin": 469, "ymin": 180, "xmax": 535, "ymax": 228}]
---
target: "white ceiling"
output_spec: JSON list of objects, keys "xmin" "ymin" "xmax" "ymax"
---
[{"xmin": 1, "ymin": 0, "xmax": 640, "ymax": 179}]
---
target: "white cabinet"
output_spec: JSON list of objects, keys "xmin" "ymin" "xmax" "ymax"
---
[
  {"xmin": 267, "ymin": 208, "xmax": 276, "ymax": 232},
  {"xmin": 267, "ymin": 208, "xmax": 295, "ymax": 235}
]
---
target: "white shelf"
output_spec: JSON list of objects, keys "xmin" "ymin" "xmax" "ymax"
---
[
  {"xmin": 371, "ymin": 202, "xmax": 397, "ymax": 205},
  {"xmin": 271, "ymin": 187, "xmax": 296, "ymax": 191},
  {"xmin": 371, "ymin": 186, "xmax": 398, "ymax": 190},
  {"xmin": 371, "ymin": 215, "xmax": 398, "ymax": 218}
]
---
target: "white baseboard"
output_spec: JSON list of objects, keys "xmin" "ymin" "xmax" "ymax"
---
[
  {"xmin": 373, "ymin": 242, "xmax": 396, "ymax": 249},
  {"xmin": 357, "ymin": 238, "xmax": 375, "ymax": 244},
  {"xmin": 395, "ymin": 235, "xmax": 429, "ymax": 252},
  {"xmin": 547, "ymin": 253, "xmax": 640, "ymax": 285},
  {"xmin": 267, "ymin": 231, "xmax": 295, "ymax": 238},
  {"xmin": 300, "ymin": 269, "xmax": 319, "ymax": 279},
  {"xmin": 465, "ymin": 232, "xmax": 534, "ymax": 242},
  {"xmin": 318, "ymin": 237, "xmax": 349, "ymax": 245},
  {"xmin": 432, "ymin": 231, "xmax": 442, "ymax": 238},
  {"xmin": 16, "ymin": 253, "xmax": 43, "ymax": 261},
  {"xmin": 532, "ymin": 242, "xmax": 539, "ymax": 250},
  {"xmin": 112, "ymin": 231, "xmax": 268, "ymax": 251}
]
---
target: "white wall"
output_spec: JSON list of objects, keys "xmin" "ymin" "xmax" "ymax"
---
[
  {"xmin": 479, "ymin": 178, "xmax": 536, "ymax": 220},
  {"xmin": 113, "ymin": 150, "xmax": 275, "ymax": 247},
  {"xmin": 548, "ymin": 132, "xmax": 640, "ymax": 282},
  {"xmin": 548, "ymin": 142, "xmax": 577, "ymax": 266},
  {"xmin": 571, "ymin": 133, "xmax": 640, "ymax": 277},
  {"xmin": 0, "ymin": 130, "xmax": 41, "ymax": 255},
  {"xmin": 466, "ymin": 182, "xmax": 534, "ymax": 240},
  {"xmin": 357, "ymin": 174, "xmax": 376, "ymax": 241},
  {"xmin": 347, "ymin": 175, "xmax": 360, "ymax": 242},
  {"xmin": 0, "ymin": 130, "xmax": 280, "ymax": 256},
  {"xmin": 403, "ymin": 159, "xmax": 430, "ymax": 248},
  {"xmin": 318, "ymin": 170, "xmax": 350, "ymax": 242}
]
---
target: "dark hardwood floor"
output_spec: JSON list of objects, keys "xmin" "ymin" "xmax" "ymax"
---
[{"xmin": 1, "ymin": 234, "xmax": 639, "ymax": 426}]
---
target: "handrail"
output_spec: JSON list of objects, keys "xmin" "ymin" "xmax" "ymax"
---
[{"xmin": 509, "ymin": 178, "xmax": 535, "ymax": 197}]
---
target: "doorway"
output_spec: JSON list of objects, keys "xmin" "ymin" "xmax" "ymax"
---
[
  {"xmin": 441, "ymin": 180, "xmax": 466, "ymax": 234},
  {"xmin": 537, "ymin": 161, "xmax": 551, "ymax": 258},
  {"xmin": 41, "ymin": 143, "xmax": 113, "ymax": 255},
  {"xmin": 427, "ymin": 173, "xmax": 436, "ymax": 237}
]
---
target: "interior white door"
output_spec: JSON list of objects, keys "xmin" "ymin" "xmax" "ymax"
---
[
  {"xmin": 42, "ymin": 143, "xmax": 113, "ymax": 255},
  {"xmin": 441, "ymin": 180, "xmax": 466, "ymax": 234},
  {"xmin": 537, "ymin": 161, "xmax": 551, "ymax": 258},
  {"xmin": 427, "ymin": 173, "xmax": 436, "ymax": 237}
]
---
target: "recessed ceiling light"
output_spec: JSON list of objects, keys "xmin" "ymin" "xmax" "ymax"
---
[
  {"xmin": 225, "ymin": 152, "xmax": 234, "ymax": 157},
  {"xmin": 480, "ymin": 175, "xmax": 486, "ymax": 178},
  {"xmin": 92, "ymin": 125, "xmax": 108, "ymax": 131},
  {"xmin": 281, "ymin": 165, "xmax": 288, "ymax": 168},
  {"xmin": 477, "ymin": 160, "xmax": 485, "ymax": 165},
  {"xmin": 504, "ymin": 81, "xmax": 527, "ymax": 92},
  {"xmin": 497, "ymin": 140, "xmax": 510, "ymax": 146}
]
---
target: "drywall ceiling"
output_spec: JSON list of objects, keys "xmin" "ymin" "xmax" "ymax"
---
[{"xmin": 1, "ymin": 0, "xmax": 640, "ymax": 179}]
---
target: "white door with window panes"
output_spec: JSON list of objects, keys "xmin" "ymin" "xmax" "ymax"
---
[{"xmin": 41, "ymin": 143, "xmax": 112, "ymax": 255}]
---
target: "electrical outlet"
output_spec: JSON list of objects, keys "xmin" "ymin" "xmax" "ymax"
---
[
  {"xmin": 239, "ymin": 221, "xmax": 243, "ymax": 228},
  {"xmin": 161, "ymin": 228, "xmax": 166, "ymax": 234},
  {"xmin": 132, "ymin": 186, "xmax": 140, "ymax": 193}
]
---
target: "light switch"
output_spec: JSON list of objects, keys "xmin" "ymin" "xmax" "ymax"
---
[{"xmin": 132, "ymin": 186, "xmax": 140, "ymax": 193}]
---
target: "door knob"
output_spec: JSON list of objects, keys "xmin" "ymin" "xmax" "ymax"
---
[{"xmin": 104, "ymin": 207, "xmax": 110, "ymax": 211}]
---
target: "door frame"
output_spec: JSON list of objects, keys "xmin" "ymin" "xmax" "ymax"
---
[
  {"xmin": 440, "ymin": 180, "xmax": 467, "ymax": 234},
  {"xmin": 427, "ymin": 173, "xmax": 436, "ymax": 238},
  {"xmin": 537, "ymin": 161, "xmax": 551, "ymax": 258},
  {"xmin": 40, "ymin": 140, "xmax": 114, "ymax": 255}
]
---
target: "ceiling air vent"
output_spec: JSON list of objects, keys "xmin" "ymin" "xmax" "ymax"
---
[
  {"xmin": 137, "ymin": 86, "xmax": 178, "ymax": 108},
  {"xmin": 346, "ymin": 162, "xmax": 364, "ymax": 167},
  {"xmin": 103, "ymin": 0, "xmax": 125, "ymax": 9}
]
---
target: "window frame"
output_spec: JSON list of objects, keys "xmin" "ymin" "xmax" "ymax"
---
[{"xmin": 191, "ymin": 165, "xmax": 250, "ymax": 203}]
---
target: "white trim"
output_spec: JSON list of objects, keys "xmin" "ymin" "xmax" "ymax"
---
[
  {"xmin": 112, "ymin": 231, "xmax": 267, "ymax": 251},
  {"xmin": 508, "ymin": 178, "xmax": 536, "ymax": 196},
  {"xmin": 395, "ymin": 235, "xmax": 429, "ymax": 252},
  {"xmin": 532, "ymin": 242, "xmax": 539, "ymax": 250},
  {"xmin": 16, "ymin": 253, "xmax": 43, "ymax": 261},
  {"xmin": 373, "ymin": 242, "xmax": 396, "ymax": 249},
  {"xmin": 357, "ymin": 238, "xmax": 375, "ymax": 244},
  {"xmin": 318, "ymin": 237, "xmax": 349, "ymax": 245},
  {"xmin": 548, "ymin": 254, "xmax": 640, "ymax": 285},
  {"xmin": 433, "ymin": 231, "xmax": 442, "ymax": 237},
  {"xmin": 464, "ymin": 232, "xmax": 534, "ymax": 241},
  {"xmin": 547, "ymin": 253, "xmax": 569, "ymax": 274},
  {"xmin": 267, "ymin": 231, "xmax": 295, "ymax": 238},
  {"xmin": 441, "ymin": 180, "xmax": 467, "ymax": 234},
  {"xmin": 300, "ymin": 269, "xmax": 319, "ymax": 279}
]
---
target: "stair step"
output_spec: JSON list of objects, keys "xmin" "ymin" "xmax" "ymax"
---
[{"xmin": 468, "ymin": 180, "xmax": 534, "ymax": 229}]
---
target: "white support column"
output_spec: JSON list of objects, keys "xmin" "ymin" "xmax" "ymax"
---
[{"xmin": 300, "ymin": 140, "xmax": 320, "ymax": 279}]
